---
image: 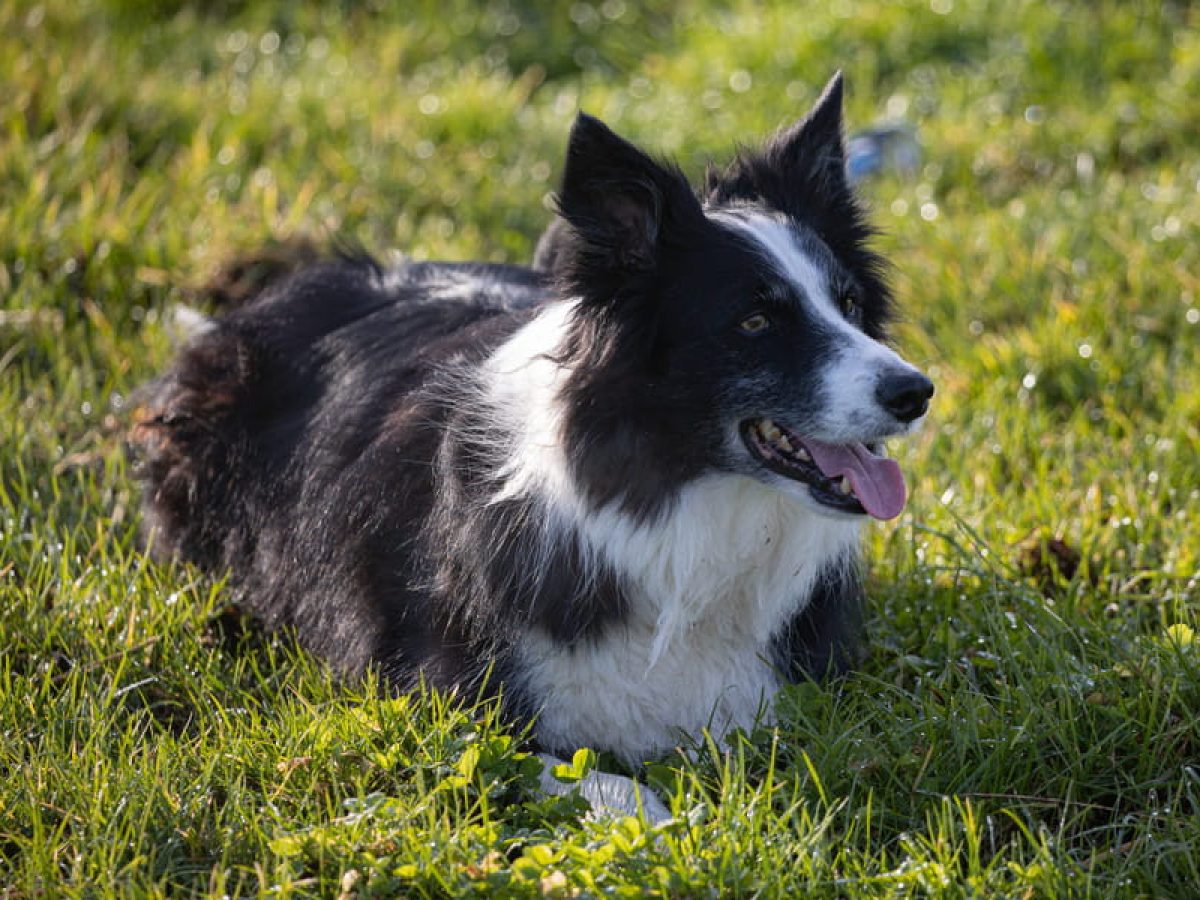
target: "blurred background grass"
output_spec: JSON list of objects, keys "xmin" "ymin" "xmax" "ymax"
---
[{"xmin": 2, "ymin": 0, "xmax": 1199, "ymax": 894}]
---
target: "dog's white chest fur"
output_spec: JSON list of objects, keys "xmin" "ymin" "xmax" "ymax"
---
[
  {"xmin": 518, "ymin": 474, "xmax": 861, "ymax": 765},
  {"xmin": 522, "ymin": 613, "xmax": 775, "ymax": 765}
]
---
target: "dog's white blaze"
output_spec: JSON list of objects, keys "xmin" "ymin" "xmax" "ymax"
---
[
  {"xmin": 484, "ymin": 303, "xmax": 860, "ymax": 766},
  {"xmin": 713, "ymin": 211, "xmax": 927, "ymax": 441}
]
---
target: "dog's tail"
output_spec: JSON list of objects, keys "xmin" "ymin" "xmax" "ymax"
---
[
  {"xmin": 129, "ymin": 242, "xmax": 314, "ymax": 567},
  {"xmin": 160, "ymin": 237, "xmax": 331, "ymax": 345},
  {"xmin": 129, "ymin": 316, "xmax": 264, "ymax": 569},
  {"xmin": 197, "ymin": 236, "xmax": 327, "ymax": 311},
  {"xmin": 131, "ymin": 238, "xmax": 386, "ymax": 570},
  {"xmin": 130, "ymin": 237, "xmax": 328, "ymax": 568}
]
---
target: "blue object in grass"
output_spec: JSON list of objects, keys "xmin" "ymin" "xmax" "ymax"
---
[{"xmin": 846, "ymin": 124, "xmax": 920, "ymax": 182}]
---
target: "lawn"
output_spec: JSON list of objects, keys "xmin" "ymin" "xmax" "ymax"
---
[{"xmin": 2, "ymin": 0, "xmax": 1199, "ymax": 895}]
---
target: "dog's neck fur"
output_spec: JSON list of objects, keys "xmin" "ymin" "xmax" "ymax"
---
[{"xmin": 482, "ymin": 301, "xmax": 862, "ymax": 762}]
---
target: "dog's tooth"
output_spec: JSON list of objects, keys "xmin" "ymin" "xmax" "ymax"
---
[
  {"xmin": 777, "ymin": 434, "xmax": 793, "ymax": 453},
  {"xmin": 796, "ymin": 446, "xmax": 811, "ymax": 462},
  {"xmin": 838, "ymin": 477, "xmax": 853, "ymax": 495},
  {"xmin": 762, "ymin": 421, "xmax": 781, "ymax": 441}
]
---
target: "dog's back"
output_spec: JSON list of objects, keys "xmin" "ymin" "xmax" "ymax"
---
[{"xmin": 134, "ymin": 255, "xmax": 550, "ymax": 680}]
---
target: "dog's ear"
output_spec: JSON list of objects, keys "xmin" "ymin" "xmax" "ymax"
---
[
  {"xmin": 555, "ymin": 113, "xmax": 701, "ymax": 274},
  {"xmin": 704, "ymin": 72, "xmax": 849, "ymax": 206},
  {"xmin": 764, "ymin": 71, "xmax": 847, "ymax": 187}
]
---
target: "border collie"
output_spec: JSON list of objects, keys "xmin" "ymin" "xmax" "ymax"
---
[{"xmin": 133, "ymin": 73, "xmax": 932, "ymax": 820}]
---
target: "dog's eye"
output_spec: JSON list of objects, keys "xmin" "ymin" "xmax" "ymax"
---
[
  {"xmin": 737, "ymin": 312, "xmax": 773, "ymax": 335},
  {"xmin": 837, "ymin": 287, "xmax": 862, "ymax": 324}
]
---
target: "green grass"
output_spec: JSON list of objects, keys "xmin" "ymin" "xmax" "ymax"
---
[{"xmin": 3, "ymin": 0, "xmax": 1199, "ymax": 895}]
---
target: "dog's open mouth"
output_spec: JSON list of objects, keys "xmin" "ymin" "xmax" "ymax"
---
[{"xmin": 740, "ymin": 418, "xmax": 907, "ymax": 520}]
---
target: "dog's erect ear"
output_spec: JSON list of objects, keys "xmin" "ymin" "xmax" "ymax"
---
[
  {"xmin": 702, "ymin": 72, "xmax": 849, "ymax": 210},
  {"xmin": 555, "ymin": 113, "xmax": 700, "ymax": 273},
  {"xmin": 765, "ymin": 71, "xmax": 847, "ymax": 185}
]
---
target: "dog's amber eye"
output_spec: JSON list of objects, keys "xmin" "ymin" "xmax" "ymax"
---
[
  {"xmin": 738, "ymin": 312, "xmax": 772, "ymax": 335},
  {"xmin": 838, "ymin": 289, "xmax": 861, "ymax": 324}
]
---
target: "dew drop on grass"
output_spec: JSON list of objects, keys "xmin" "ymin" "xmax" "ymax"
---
[
  {"xmin": 1075, "ymin": 152, "xmax": 1095, "ymax": 182},
  {"xmin": 497, "ymin": 12, "xmax": 521, "ymax": 35},
  {"xmin": 308, "ymin": 36, "xmax": 329, "ymax": 60},
  {"xmin": 601, "ymin": 0, "xmax": 626, "ymax": 19}
]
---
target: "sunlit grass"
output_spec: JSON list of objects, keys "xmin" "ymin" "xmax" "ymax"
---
[{"xmin": 2, "ymin": 0, "xmax": 1198, "ymax": 895}]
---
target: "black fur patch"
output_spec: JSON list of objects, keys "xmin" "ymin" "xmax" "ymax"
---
[{"xmin": 770, "ymin": 563, "xmax": 864, "ymax": 680}]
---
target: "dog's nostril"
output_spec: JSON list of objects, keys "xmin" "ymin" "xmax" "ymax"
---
[{"xmin": 876, "ymin": 371, "xmax": 934, "ymax": 423}]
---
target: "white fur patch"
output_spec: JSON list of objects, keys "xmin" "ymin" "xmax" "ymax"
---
[
  {"xmin": 167, "ymin": 304, "xmax": 215, "ymax": 344},
  {"xmin": 521, "ymin": 474, "xmax": 859, "ymax": 765},
  {"xmin": 483, "ymin": 301, "xmax": 579, "ymax": 507},
  {"xmin": 482, "ymin": 304, "xmax": 861, "ymax": 766}
]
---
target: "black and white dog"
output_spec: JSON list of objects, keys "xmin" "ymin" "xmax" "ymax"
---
[{"xmin": 134, "ymin": 73, "xmax": 932, "ymax": 819}]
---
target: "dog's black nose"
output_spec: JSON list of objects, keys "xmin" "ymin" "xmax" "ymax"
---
[{"xmin": 876, "ymin": 370, "xmax": 934, "ymax": 422}]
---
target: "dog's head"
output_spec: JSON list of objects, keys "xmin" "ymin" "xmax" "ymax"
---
[{"xmin": 549, "ymin": 73, "xmax": 933, "ymax": 522}]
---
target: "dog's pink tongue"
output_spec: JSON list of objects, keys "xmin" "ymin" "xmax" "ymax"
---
[{"xmin": 803, "ymin": 439, "xmax": 907, "ymax": 520}]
